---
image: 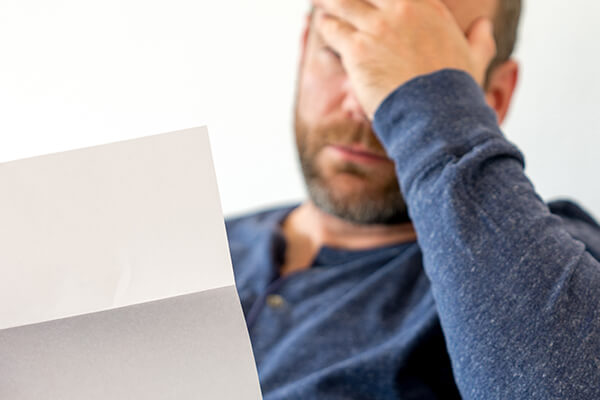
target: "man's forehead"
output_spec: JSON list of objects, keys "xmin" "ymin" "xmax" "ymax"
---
[{"xmin": 311, "ymin": 0, "xmax": 498, "ymax": 34}]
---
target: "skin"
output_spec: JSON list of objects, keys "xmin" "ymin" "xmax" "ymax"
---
[{"xmin": 281, "ymin": 0, "xmax": 519, "ymax": 276}]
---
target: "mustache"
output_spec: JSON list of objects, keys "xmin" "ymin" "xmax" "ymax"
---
[{"xmin": 311, "ymin": 120, "xmax": 386, "ymax": 154}]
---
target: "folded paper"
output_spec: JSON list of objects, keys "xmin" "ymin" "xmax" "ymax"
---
[{"xmin": 0, "ymin": 127, "xmax": 262, "ymax": 399}]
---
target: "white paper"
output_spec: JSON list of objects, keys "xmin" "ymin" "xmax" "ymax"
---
[{"xmin": 0, "ymin": 127, "xmax": 262, "ymax": 399}]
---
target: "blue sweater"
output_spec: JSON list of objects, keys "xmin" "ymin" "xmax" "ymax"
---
[{"xmin": 225, "ymin": 70, "xmax": 600, "ymax": 399}]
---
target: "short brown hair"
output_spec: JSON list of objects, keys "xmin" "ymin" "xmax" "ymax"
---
[{"xmin": 487, "ymin": 0, "xmax": 522, "ymax": 83}]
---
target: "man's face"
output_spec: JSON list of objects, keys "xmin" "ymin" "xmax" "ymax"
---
[{"xmin": 293, "ymin": 0, "xmax": 497, "ymax": 225}]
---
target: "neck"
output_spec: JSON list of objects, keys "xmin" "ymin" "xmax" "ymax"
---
[{"xmin": 280, "ymin": 201, "xmax": 416, "ymax": 276}]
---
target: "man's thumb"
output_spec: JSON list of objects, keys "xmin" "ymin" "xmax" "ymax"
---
[{"xmin": 467, "ymin": 18, "xmax": 497, "ymax": 81}]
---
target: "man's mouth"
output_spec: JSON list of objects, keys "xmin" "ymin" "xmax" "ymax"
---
[{"xmin": 327, "ymin": 144, "xmax": 391, "ymax": 164}]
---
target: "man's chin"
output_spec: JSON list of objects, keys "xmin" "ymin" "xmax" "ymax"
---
[{"xmin": 305, "ymin": 177, "xmax": 409, "ymax": 225}]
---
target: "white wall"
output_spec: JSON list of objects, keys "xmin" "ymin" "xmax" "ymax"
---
[
  {"xmin": 503, "ymin": 1, "xmax": 600, "ymax": 219},
  {"xmin": 1, "ymin": 0, "xmax": 599, "ymax": 219}
]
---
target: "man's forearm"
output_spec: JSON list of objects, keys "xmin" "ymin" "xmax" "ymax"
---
[{"xmin": 373, "ymin": 69, "xmax": 600, "ymax": 399}]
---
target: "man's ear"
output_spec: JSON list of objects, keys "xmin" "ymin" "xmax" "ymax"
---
[{"xmin": 484, "ymin": 59, "xmax": 519, "ymax": 125}]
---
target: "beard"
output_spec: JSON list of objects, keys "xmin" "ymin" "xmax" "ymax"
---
[{"xmin": 294, "ymin": 105, "xmax": 409, "ymax": 225}]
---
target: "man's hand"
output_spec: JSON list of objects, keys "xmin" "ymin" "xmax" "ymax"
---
[{"xmin": 312, "ymin": 0, "xmax": 497, "ymax": 119}]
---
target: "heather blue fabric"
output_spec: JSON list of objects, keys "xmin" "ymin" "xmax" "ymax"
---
[{"xmin": 226, "ymin": 69, "xmax": 600, "ymax": 399}]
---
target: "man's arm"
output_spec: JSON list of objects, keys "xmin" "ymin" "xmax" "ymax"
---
[
  {"xmin": 312, "ymin": 0, "xmax": 600, "ymax": 396},
  {"xmin": 373, "ymin": 69, "xmax": 600, "ymax": 398}
]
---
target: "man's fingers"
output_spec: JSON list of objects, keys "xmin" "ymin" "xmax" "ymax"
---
[
  {"xmin": 467, "ymin": 18, "xmax": 497, "ymax": 77},
  {"xmin": 313, "ymin": 0, "xmax": 379, "ymax": 34},
  {"xmin": 314, "ymin": 11, "xmax": 356, "ymax": 58}
]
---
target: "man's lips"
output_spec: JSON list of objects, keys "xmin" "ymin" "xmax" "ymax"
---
[{"xmin": 327, "ymin": 144, "xmax": 391, "ymax": 164}]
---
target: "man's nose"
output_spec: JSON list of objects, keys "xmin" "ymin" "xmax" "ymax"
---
[{"xmin": 341, "ymin": 80, "xmax": 368, "ymax": 122}]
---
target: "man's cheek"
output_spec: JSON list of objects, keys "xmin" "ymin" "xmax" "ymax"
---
[{"xmin": 301, "ymin": 73, "xmax": 347, "ymax": 120}]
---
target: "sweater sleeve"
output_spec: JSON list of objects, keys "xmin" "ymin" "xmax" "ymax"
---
[{"xmin": 372, "ymin": 69, "xmax": 600, "ymax": 400}]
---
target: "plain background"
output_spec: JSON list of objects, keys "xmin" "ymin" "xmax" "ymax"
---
[{"xmin": 1, "ymin": 0, "xmax": 598, "ymax": 219}]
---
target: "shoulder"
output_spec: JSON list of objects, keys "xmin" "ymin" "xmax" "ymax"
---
[
  {"xmin": 549, "ymin": 199, "xmax": 600, "ymax": 260},
  {"xmin": 225, "ymin": 204, "xmax": 297, "ymax": 242},
  {"xmin": 224, "ymin": 204, "xmax": 298, "ymax": 282},
  {"xmin": 224, "ymin": 203, "xmax": 299, "ymax": 260}
]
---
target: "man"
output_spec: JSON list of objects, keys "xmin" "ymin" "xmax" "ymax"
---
[{"xmin": 226, "ymin": 0, "xmax": 600, "ymax": 398}]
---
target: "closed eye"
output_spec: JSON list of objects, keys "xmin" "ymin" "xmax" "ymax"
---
[{"xmin": 323, "ymin": 46, "xmax": 341, "ymax": 60}]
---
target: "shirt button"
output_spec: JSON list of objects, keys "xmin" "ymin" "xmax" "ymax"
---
[{"xmin": 266, "ymin": 294, "xmax": 286, "ymax": 309}]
